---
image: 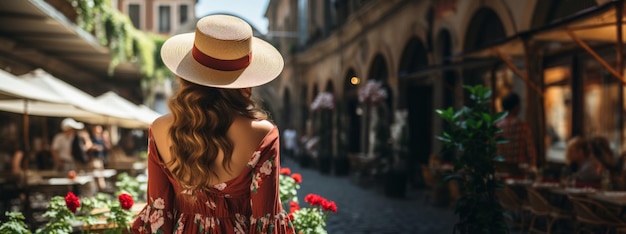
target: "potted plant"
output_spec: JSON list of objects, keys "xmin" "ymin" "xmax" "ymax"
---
[{"xmin": 435, "ymin": 85, "xmax": 507, "ymax": 233}]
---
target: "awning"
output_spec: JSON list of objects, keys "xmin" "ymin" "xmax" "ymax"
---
[
  {"xmin": 90, "ymin": 91, "xmax": 160, "ymax": 129},
  {"xmin": 459, "ymin": 1, "xmax": 624, "ymax": 59},
  {"xmin": 450, "ymin": 1, "xmax": 626, "ymax": 94},
  {"xmin": 0, "ymin": 69, "xmax": 138, "ymax": 126},
  {"xmin": 0, "ymin": 69, "xmax": 64, "ymax": 102}
]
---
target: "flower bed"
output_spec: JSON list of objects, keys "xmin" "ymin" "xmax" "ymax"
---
[
  {"xmin": 1, "ymin": 168, "xmax": 334, "ymax": 233},
  {"xmin": 0, "ymin": 192, "xmax": 136, "ymax": 234},
  {"xmin": 280, "ymin": 167, "xmax": 337, "ymax": 234}
]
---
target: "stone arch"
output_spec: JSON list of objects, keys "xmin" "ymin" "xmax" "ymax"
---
[
  {"xmin": 368, "ymin": 53, "xmax": 393, "ymax": 109},
  {"xmin": 463, "ymin": 7, "xmax": 507, "ymax": 52},
  {"xmin": 369, "ymin": 53, "xmax": 390, "ymax": 81},
  {"xmin": 342, "ymin": 68, "xmax": 361, "ymax": 154},
  {"xmin": 365, "ymin": 53, "xmax": 393, "ymax": 154},
  {"xmin": 324, "ymin": 79, "xmax": 335, "ymax": 93},
  {"xmin": 398, "ymin": 37, "xmax": 428, "ymax": 76}
]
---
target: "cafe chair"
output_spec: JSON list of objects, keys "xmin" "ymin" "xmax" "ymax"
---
[
  {"xmin": 496, "ymin": 185, "xmax": 530, "ymax": 232},
  {"xmin": 568, "ymin": 195, "xmax": 626, "ymax": 234},
  {"xmin": 526, "ymin": 187, "xmax": 574, "ymax": 234}
]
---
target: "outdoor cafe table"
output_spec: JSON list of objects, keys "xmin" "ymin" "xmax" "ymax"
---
[
  {"xmin": 587, "ymin": 191, "xmax": 626, "ymax": 207},
  {"xmin": 585, "ymin": 191, "xmax": 626, "ymax": 218}
]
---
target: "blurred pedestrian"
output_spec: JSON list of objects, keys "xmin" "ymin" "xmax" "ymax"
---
[
  {"xmin": 282, "ymin": 126, "xmax": 297, "ymax": 160},
  {"xmin": 88, "ymin": 124, "xmax": 111, "ymax": 167},
  {"xmin": 51, "ymin": 118, "xmax": 91, "ymax": 172}
]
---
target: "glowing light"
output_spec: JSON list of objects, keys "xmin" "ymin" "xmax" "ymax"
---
[{"xmin": 350, "ymin": 76, "xmax": 360, "ymax": 85}]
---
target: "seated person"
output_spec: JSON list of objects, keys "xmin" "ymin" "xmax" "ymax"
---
[
  {"xmin": 566, "ymin": 137, "xmax": 602, "ymax": 185},
  {"xmin": 588, "ymin": 136, "xmax": 618, "ymax": 173},
  {"xmin": 2, "ymin": 140, "xmax": 25, "ymax": 184}
]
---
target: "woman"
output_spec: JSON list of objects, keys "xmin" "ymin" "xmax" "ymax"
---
[
  {"xmin": 565, "ymin": 137, "xmax": 602, "ymax": 184},
  {"xmin": 132, "ymin": 15, "xmax": 293, "ymax": 233}
]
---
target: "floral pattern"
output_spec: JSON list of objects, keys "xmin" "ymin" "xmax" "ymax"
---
[{"xmin": 132, "ymin": 127, "xmax": 294, "ymax": 234}]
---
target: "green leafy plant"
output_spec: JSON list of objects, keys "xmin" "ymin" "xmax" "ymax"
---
[
  {"xmin": 0, "ymin": 211, "xmax": 31, "ymax": 234},
  {"xmin": 436, "ymin": 85, "xmax": 507, "ymax": 234},
  {"xmin": 67, "ymin": 0, "xmax": 170, "ymax": 81},
  {"xmin": 289, "ymin": 194, "xmax": 337, "ymax": 234},
  {"xmin": 279, "ymin": 168, "xmax": 336, "ymax": 234},
  {"xmin": 115, "ymin": 172, "xmax": 146, "ymax": 201},
  {"xmin": 35, "ymin": 195, "xmax": 76, "ymax": 234},
  {"xmin": 279, "ymin": 167, "xmax": 301, "ymax": 204}
]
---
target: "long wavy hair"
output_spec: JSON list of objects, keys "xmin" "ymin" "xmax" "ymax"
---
[{"xmin": 167, "ymin": 78, "xmax": 268, "ymax": 190}]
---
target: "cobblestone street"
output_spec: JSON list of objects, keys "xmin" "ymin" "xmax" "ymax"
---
[{"xmin": 281, "ymin": 159, "xmax": 458, "ymax": 234}]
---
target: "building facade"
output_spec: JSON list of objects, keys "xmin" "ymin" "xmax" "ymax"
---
[
  {"xmin": 265, "ymin": 0, "xmax": 622, "ymax": 185},
  {"xmin": 115, "ymin": 0, "xmax": 196, "ymax": 36}
]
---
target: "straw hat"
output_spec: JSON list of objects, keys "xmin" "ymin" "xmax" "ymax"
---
[{"xmin": 160, "ymin": 14, "xmax": 284, "ymax": 88}]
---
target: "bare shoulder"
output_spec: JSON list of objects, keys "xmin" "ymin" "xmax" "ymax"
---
[
  {"xmin": 150, "ymin": 114, "xmax": 173, "ymax": 148},
  {"xmin": 230, "ymin": 118, "xmax": 275, "ymax": 144},
  {"xmin": 152, "ymin": 114, "xmax": 173, "ymax": 133},
  {"xmin": 251, "ymin": 119, "xmax": 275, "ymax": 134}
]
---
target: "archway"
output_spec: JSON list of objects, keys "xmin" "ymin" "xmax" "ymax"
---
[
  {"xmin": 366, "ymin": 53, "xmax": 392, "ymax": 158},
  {"xmin": 398, "ymin": 37, "xmax": 431, "ymax": 188},
  {"xmin": 462, "ymin": 7, "xmax": 506, "ymax": 97},
  {"xmin": 437, "ymin": 30, "xmax": 457, "ymax": 163},
  {"xmin": 342, "ymin": 69, "xmax": 361, "ymax": 154},
  {"xmin": 463, "ymin": 7, "xmax": 506, "ymax": 52}
]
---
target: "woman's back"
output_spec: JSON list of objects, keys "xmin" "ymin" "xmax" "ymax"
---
[
  {"xmin": 152, "ymin": 114, "xmax": 274, "ymax": 185},
  {"xmin": 133, "ymin": 115, "xmax": 293, "ymax": 233}
]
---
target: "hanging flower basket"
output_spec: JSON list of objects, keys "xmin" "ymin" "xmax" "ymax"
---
[
  {"xmin": 358, "ymin": 80, "xmax": 387, "ymax": 106},
  {"xmin": 310, "ymin": 92, "xmax": 335, "ymax": 111}
]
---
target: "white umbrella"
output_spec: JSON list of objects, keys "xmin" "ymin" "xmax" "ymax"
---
[
  {"xmin": 137, "ymin": 105, "xmax": 162, "ymax": 124},
  {"xmin": 92, "ymin": 91, "xmax": 159, "ymax": 129},
  {"xmin": 13, "ymin": 69, "xmax": 135, "ymax": 124},
  {"xmin": 0, "ymin": 69, "xmax": 65, "ymax": 102}
]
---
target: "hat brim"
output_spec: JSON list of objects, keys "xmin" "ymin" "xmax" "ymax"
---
[{"xmin": 161, "ymin": 33, "xmax": 284, "ymax": 88}]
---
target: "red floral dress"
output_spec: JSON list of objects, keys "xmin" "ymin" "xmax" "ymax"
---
[{"xmin": 132, "ymin": 127, "xmax": 294, "ymax": 234}]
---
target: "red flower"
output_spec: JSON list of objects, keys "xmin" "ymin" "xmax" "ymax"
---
[
  {"xmin": 280, "ymin": 167, "xmax": 291, "ymax": 175},
  {"xmin": 118, "ymin": 193, "xmax": 134, "ymax": 210},
  {"xmin": 322, "ymin": 200, "xmax": 337, "ymax": 213},
  {"xmin": 65, "ymin": 192, "xmax": 80, "ymax": 213},
  {"xmin": 289, "ymin": 201, "xmax": 300, "ymax": 213},
  {"xmin": 291, "ymin": 173, "xmax": 302, "ymax": 183},
  {"xmin": 288, "ymin": 213, "xmax": 294, "ymax": 221},
  {"xmin": 304, "ymin": 194, "xmax": 324, "ymax": 206}
]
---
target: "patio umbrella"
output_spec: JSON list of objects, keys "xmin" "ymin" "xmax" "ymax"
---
[
  {"xmin": 0, "ymin": 69, "xmax": 135, "ymax": 124},
  {"xmin": 0, "ymin": 69, "xmax": 70, "ymax": 181},
  {"xmin": 92, "ymin": 91, "xmax": 160, "ymax": 129},
  {"xmin": 0, "ymin": 69, "xmax": 65, "ymax": 102}
]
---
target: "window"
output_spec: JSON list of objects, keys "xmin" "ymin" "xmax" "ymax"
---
[
  {"xmin": 179, "ymin": 4, "xmax": 188, "ymax": 24},
  {"xmin": 544, "ymin": 66, "xmax": 572, "ymax": 163},
  {"xmin": 582, "ymin": 60, "xmax": 620, "ymax": 155},
  {"xmin": 128, "ymin": 4, "xmax": 141, "ymax": 29},
  {"xmin": 159, "ymin": 5, "xmax": 171, "ymax": 33}
]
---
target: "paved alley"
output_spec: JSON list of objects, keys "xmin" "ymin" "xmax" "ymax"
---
[{"xmin": 281, "ymin": 159, "xmax": 458, "ymax": 234}]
